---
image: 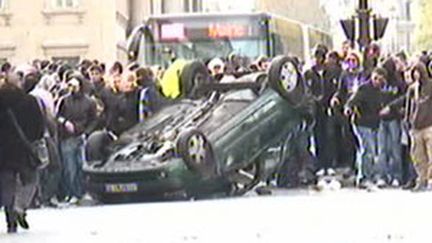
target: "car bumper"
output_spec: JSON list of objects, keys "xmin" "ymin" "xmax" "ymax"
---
[{"xmin": 83, "ymin": 159, "xmax": 195, "ymax": 201}]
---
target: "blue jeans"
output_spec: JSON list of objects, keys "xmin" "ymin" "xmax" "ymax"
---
[
  {"xmin": 377, "ymin": 120, "xmax": 403, "ymax": 182},
  {"xmin": 60, "ymin": 136, "xmax": 85, "ymax": 199},
  {"xmin": 353, "ymin": 126, "xmax": 379, "ymax": 182}
]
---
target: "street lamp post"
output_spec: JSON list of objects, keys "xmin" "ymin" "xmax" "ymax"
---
[{"xmin": 357, "ymin": 0, "xmax": 372, "ymax": 49}]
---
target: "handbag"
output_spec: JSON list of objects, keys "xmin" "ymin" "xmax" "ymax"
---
[{"xmin": 6, "ymin": 109, "xmax": 49, "ymax": 169}]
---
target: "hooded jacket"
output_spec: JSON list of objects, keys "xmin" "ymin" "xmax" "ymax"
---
[
  {"xmin": 390, "ymin": 62, "xmax": 432, "ymax": 130},
  {"xmin": 56, "ymin": 91, "xmax": 98, "ymax": 139},
  {"xmin": 380, "ymin": 58, "xmax": 407, "ymax": 121}
]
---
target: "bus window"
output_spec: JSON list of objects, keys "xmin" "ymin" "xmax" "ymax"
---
[
  {"xmin": 308, "ymin": 28, "xmax": 333, "ymax": 52},
  {"xmin": 269, "ymin": 16, "xmax": 304, "ymax": 59},
  {"xmin": 138, "ymin": 14, "xmax": 269, "ymax": 67},
  {"xmin": 270, "ymin": 33, "xmax": 284, "ymax": 56}
]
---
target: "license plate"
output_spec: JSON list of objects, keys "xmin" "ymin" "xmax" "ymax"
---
[{"xmin": 105, "ymin": 183, "xmax": 138, "ymax": 193}]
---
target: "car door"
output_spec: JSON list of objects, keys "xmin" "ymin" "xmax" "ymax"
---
[{"xmin": 211, "ymin": 89, "xmax": 301, "ymax": 173}]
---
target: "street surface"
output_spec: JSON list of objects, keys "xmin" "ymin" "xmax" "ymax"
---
[{"xmin": 0, "ymin": 188, "xmax": 431, "ymax": 243}]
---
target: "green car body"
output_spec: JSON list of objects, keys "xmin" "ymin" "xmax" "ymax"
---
[{"xmin": 83, "ymin": 56, "xmax": 306, "ymax": 202}]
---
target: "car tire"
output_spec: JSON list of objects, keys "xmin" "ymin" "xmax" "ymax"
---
[
  {"xmin": 85, "ymin": 130, "xmax": 115, "ymax": 162},
  {"xmin": 229, "ymin": 161, "xmax": 263, "ymax": 196},
  {"xmin": 268, "ymin": 55, "xmax": 305, "ymax": 107},
  {"xmin": 180, "ymin": 60, "xmax": 210, "ymax": 99},
  {"xmin": 176, "ymin": 127, "xmax": 216, "ymax": 178}
]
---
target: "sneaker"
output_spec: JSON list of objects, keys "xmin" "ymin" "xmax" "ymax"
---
[
  {"xmin": 327, "ymin": 168, "xmax": 336, "ymax": 176},
  {"xmin": 402, "ymin": 180, "xmax": 416, "ymax": 190},
  {"xmin": 49, "ymin": 197, "xmax": 60, "ymax": 207},
  {"xmin": 68, "ymin": 197, "xmax": 79, "ymax": 205},
  {"xmin": 375, "ymin": 179, "xmax": 387, "ymax": 188},
  {"xmin": 329, "ymin": 178, "xmax": 342, "ymax": 190},
  {"xmin": 391, "ymin": 179, "xmax": 400, "ymax": 188},
  {"xmin": 316, "ymin": 169, "xmax": 325, "ymax": 177},
  {"xmin": 358, "ymin": 179, "xmax": 375, "ymax": 190}
]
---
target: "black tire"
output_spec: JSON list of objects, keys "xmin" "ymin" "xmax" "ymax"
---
[
  {"xmin": 268, "ymin": 55, "xmax": 305, "ymax": 107},
  {"xmin": 176, "ymin": 127, "xmax": 216, "ymax": 178},
  {"xmin": 229, "ymin": 161, "xmax": 263, "ymax": 196},
  {"xmin": 180, "ymin": 60, "xmax": 211, "ymax": 99},
  {"xmin": 85, "ymin": 130, "xmax": 115, "ymax": 162}
]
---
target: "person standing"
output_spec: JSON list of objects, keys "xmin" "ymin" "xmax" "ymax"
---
[
  {"xmin": 304, "ymin": 44, "xmax": 340, "ymax": 176},
  {"xmin": 56, "ymin": 74, "xmax": 98, "ymax": 203},
  {"xmin": 110, "ymin": 71, "xmax": 147, "ymax": 135},
  {"xmin": 382, "ymin": 62, "xmax": 432, "ymax": 191},
  {"xmin": 375, "ymin": 57, "xmax": 407, "ymax": 187},
  {"xmin": 344, "ymin": 67, "xmax": 387, "ymax": 187},
  {"xmin": 0, "ymin": 73, "xmax": 44, "ymax": 233}
]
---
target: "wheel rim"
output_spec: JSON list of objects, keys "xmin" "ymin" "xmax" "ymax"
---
[
  {"xmin": 187, "ymin": 134, "xmax": 207, "ymax": 164},
  {"xmin": 230, "ymin": 162, "xmax": 261, "ymax": 196},
  {"xmin": 279, "ymin": 61, "xmax": 298, "ymax": 93}
]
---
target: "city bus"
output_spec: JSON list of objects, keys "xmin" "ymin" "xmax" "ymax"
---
[{"xmin": 127, "ymin": 12, "xmax": 332, "ymax": 68}]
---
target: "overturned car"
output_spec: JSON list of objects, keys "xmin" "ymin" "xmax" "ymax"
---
[{"xmin": 83, "ymin": 56, "xmax": 307, "ymax": 202}]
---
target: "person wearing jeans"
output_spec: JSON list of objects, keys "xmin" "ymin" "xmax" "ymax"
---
[
  {"xmin": 383, "ymin": 62, "xmax": 432, "ymax": 191},
  {"xmin": 345, "ymin": 67, "xmax": 387, "ymax": 186},
  {"xmin": 377, "ymin": 120, "xmax": 403, "ymax": 185},
  {"xmin": 376, "ymin": 57, "xmax": 407, "ymax": 186},
  {"xmin": 352, "ymin": 125, "xmax": 379, "ymax": 184},
  {"xmin": 56, "ymin": 74, "xmax": 97, "ymax": 202},
  {"xmin": 60, "ymin": 136, "xmax": 85, "ymax": 200}
]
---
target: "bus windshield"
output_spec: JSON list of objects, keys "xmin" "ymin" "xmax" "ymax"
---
[
  {"xmin": 139, "ymin": 14, "xmax": 269, "ymax": 67},
  {"xmin": 149, "ymin": 38, "xmax": 266, "ymax": 66}
]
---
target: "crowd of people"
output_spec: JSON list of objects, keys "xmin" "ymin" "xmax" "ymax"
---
[
  {"xmin": 0, "ymin": 59, "xmax": 161, "ymax": 233},
  {"xmin": 0, "ymin": 40, "xmax": 432, "ymax": 233},
  {"xmin": 294, "ymin": 41, "xmax": 432, "ymax": 192}
]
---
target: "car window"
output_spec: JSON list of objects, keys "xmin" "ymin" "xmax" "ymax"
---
[{"xmin": 199, "ymin": 99, "xmax": 250, "ymax": 132}]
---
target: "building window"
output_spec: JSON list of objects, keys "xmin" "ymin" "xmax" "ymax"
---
[
  {"xmin": 406, "ymin": 1, "xmax": 411, "ymax": 21},
  {"xmin": 161, "ymin": 0, "xmax": 168, "ymax": 14},
  {"xmin": 54, "ymin": 0, "xmax": 79, "ymax": 8},
  {"xmin": 183, "ymin": 0, "xmax": 201, "ymax": 12},
  {"xmin": 183, "ymin": 0, "xmax": 189, "ymax": 12},
  {"xmin": 0, "ymin": 58, "xmax": 8, "ymax": 66},
  {"xmin": 192, "ymin": 0, "xmax": 201, "ymax": 12},
  {"xmin": 0, "ymin": 0, "xmax": 4, "ymax": 9}
]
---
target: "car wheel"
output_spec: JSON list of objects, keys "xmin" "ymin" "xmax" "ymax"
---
[
  {"xmin": 176, "ymin": 127, "xmax": 216, "ymax": 178},
  {"xmin": 85, "ymin": 130, "xmax": 115, "ymax": 162},
  {"xmin": 180, "ymin": 60, "xmax": 210, "ymax": 99},
  {"xmin": 229, "ymin": 161, "xmax": 263, "ymax": 196},
  {"xmin": 268, "ymin": 55, "xmax": 305, "ymax": 107}
]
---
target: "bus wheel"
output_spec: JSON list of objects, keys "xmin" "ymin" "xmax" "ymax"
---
[
  {"xmin": 180, "ymin": 61, "xmax": 210, "ymax": 99},
  {"xmin": 268, "ymin": 56, "xmax": 305, "ymax": 107}
]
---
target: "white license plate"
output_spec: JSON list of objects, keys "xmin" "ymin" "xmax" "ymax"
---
[{"xmin": 105, "ymin": 183, "xmax": 138, "ymax": 193}]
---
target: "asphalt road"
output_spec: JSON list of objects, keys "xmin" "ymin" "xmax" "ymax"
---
[{"xmin": 0, "ymin": 187, "xmax": 430, "ymax": 243}]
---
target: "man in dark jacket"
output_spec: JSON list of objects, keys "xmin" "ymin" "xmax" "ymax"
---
[
  {"xmin": 383, "ymin": 62, "xmax": 432, "ymax": 191},
  {"xmin": 376, "ymin": 57, "xmax": 407, "ymax": 187},
  {"xmin": 0, "ymin": 74, "xmax": 44, "ymax": 233},
  {"xmin": 345, "ymin": 67, "xmax": 387, "ymax": 187},
  {"xmin": 56, "ymin": 74, "xmax": 98, "ymax": 202},
  {"xmin": 304, "ymin": 45, "xmax": 341, "ymax": 176}
]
